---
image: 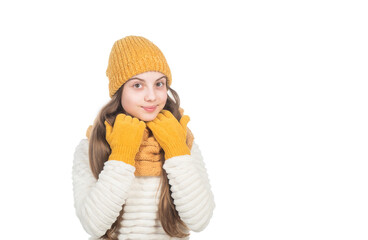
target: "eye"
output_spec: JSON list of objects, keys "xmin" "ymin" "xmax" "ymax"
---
[
  {"xmin": 157, "ymin": 82, "xmax": 165, "ymax": 87},
  {"xmin": 133, "ymin": 83, "xmax": 142, "ymax": 88}
]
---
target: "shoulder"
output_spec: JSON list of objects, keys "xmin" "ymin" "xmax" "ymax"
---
[
  {"xmin": 73, "ymin": 138, "xmax": 89, "ymax": 165},
  {"xmin": 74, "ymin": 138, "xmax": 89, "ymax": 155},
  {"xmin": 190, "ymin": 140, "xmax": 202, "ymax": 155}
]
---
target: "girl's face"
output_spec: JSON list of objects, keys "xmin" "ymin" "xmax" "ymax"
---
[{"xmin": 121, "ymin": 71, "xmax": 168, "ymax": 122}]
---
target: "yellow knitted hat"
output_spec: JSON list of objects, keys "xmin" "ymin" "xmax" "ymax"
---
[{"xmin": 106, "ymin": 35, "xmax": 172, "ymax": 98}]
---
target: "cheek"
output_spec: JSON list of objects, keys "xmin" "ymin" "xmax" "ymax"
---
[
  {"xmin": 122, "ymin": 96, "xmax": 138, "ymax": 108},
  {"xmin": 160, "ymin": 91, "xmax": 168, "ymax": 102},
  {"xmin": 121, "ymin": 90, "xmax": 135, "ymax": 109}
]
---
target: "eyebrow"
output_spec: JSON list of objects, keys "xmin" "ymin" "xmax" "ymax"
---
[{"xmin": 127, "ymin": 76, "xmax": 167, "ymax": 82}]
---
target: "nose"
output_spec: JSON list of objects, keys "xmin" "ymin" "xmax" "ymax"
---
[{"xmin": 144, "ymin": 87, "xmax": 157, "ymax": 102}]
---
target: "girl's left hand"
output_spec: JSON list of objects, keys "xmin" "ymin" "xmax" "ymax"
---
[{"xmin": 147, "ymin": 110, "xmax": 191, "ymax": 159}]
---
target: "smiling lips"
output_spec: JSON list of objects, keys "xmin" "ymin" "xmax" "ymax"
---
[{"xmin": 142, "ymin": 106, "xmax": 157, "ymax": 112}]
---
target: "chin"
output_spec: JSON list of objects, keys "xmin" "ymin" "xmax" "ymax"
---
[{"xmin": 140, "ymin": 115, "xmax": 157, "ymax": 122}]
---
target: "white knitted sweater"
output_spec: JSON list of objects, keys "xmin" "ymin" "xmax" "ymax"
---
[{"xmin": 72, "ymin": 139, "xmax": 215, "ymax": 240}]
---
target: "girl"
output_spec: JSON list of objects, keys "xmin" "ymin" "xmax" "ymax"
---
[{"xmin": 72, "ymin": 35, "xmax": 215, "ymax": 240}]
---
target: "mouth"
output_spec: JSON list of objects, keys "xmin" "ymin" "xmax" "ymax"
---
[{"xmin": 142, "ymin": 105, "xmax": 157, "ymax": 112}]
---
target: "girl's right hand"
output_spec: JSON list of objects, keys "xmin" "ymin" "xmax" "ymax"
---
[{"xmin": 104, "ymin": 114, "xmax": 146, "ymax": 166}]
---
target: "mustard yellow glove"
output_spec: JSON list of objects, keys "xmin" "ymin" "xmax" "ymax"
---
[
  {"xmin": 146, "ymin": 110, "xmax": 191, "ymax": 159},
  {"xmin": 104, "ymin": 114, "xmax": 146, "ymax": 166}
]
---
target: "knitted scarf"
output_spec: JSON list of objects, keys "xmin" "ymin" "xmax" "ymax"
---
[{"xmin": 86, "ymin": 109, "xmax": 194, "ymax": 177}]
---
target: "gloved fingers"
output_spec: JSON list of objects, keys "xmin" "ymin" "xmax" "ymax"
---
[
  {"xmin": 104, "ymin": 120, "xmax": 112, "ymax": 140},
  {"xmin": 180, "ymin": 115, "xmax": 190, "ymax": 129},
  {"xmin": 161, "ymin": 109, "xmax": 175, "ymax": 119}
]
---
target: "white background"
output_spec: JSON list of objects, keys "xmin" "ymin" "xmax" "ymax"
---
[{"xmin": 0, "ymin": 1, "xmax": 367, "ymax": 239}]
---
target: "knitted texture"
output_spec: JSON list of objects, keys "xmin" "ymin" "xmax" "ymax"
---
[
  {"xmin": 72, "ymin": 138, "xmax": 215, "ymax": 239},
  {"xmin": 104, "ymin": 114, "xmax": 146, "ymax": 166},
  {"xmin": 134, "ymin": 125, "xmax": 194, "ymax": 176},
  {"xmin": 146, "ymin": 110, "xmax": 191, "ymax": 160},
  {"xmin": 106, "ymin": 35, "xmax": 172, "ymax": 98},
  {"xmin": 86, "ymin": 108, "xmax": 194, "ymax": 176}
]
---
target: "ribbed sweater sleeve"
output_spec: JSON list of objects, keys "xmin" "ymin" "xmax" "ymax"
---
[
  {"xmin": 72, "ymin": 139, "xmax": 135, "ymax": 238},
  {"xmin": 162, "ymin": 141, "xmax": 215, "ymax": 232}
]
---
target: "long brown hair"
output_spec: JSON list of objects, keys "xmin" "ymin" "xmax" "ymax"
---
[{"xmin": 88, "ymin": 82, "xmax": 190, "ymax": 239}]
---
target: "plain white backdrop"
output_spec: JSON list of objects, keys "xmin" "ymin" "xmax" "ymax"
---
[{"xmin": 0, "ymin": 0, "xmax": 367, "ymax": 239}]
